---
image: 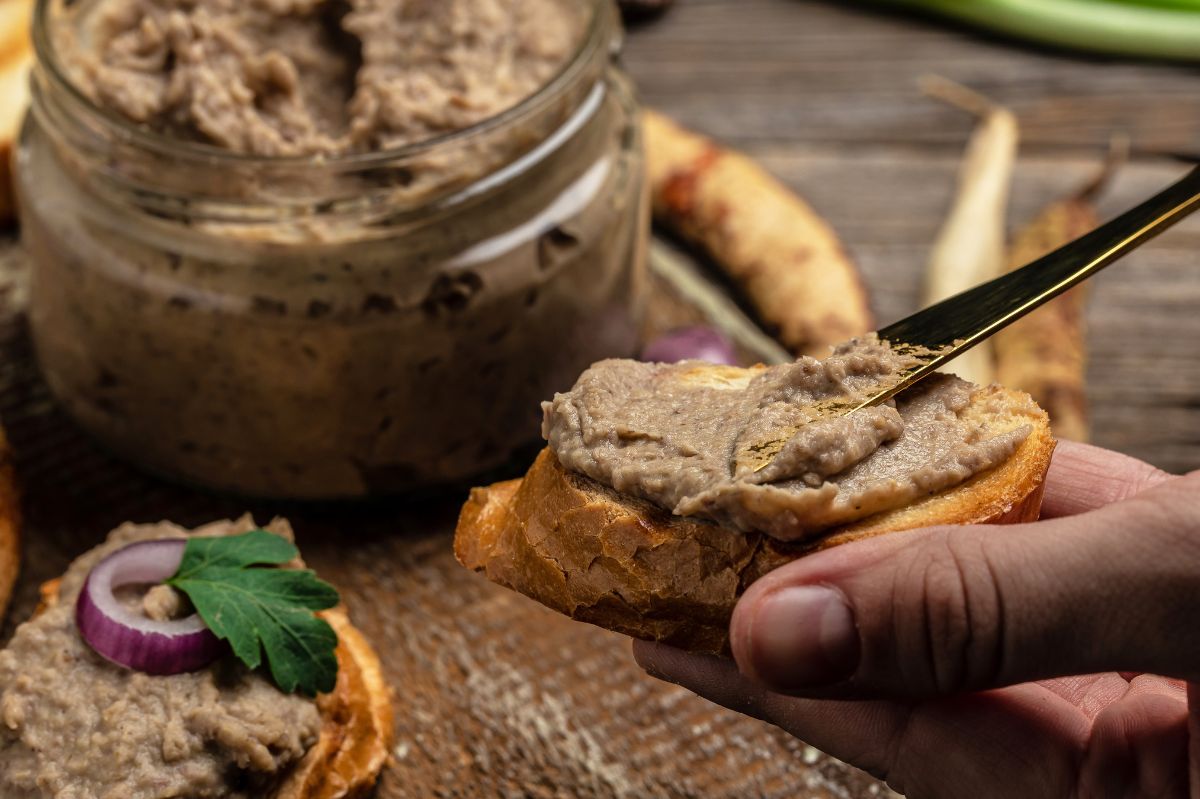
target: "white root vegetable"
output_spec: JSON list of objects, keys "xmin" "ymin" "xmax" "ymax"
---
[{"xmin": 921, "ymin": 77, "xmax": 1019, "ymax": 387}]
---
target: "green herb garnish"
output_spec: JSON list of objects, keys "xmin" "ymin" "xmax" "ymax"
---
[{"xmin": 167, "ymin": 530, "xmax": 340, "ymax": 696}]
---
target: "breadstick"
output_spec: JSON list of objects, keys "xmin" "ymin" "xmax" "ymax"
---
[
  {"xmin": 643, "ymin": 109, "xmax": 872, "ymax": 358},
  {"xmin": 921, "ymin": 77, "xmax": 1019, "ymax": 387},
  {"xmin": 994, "ymin": 150, "xmax": 1122, "ymax": 442}
]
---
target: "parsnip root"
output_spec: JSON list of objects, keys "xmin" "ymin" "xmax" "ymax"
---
[
  {"xmin": 921, "ymin": 77, "xmax": 1018, "ymax": 387},
  {"xmin": 643, "ymin": 109, "xmax": 872, "ymax": 358},
  {"xmin": 994, "ymin": 150, "xmax": 1122, "ymax": 442}
]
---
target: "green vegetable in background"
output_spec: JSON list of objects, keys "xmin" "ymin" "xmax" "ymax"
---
[
  {"xmin": 168, "ymin": 530, "xmax": 340, "ymax": 696},
  {"xmin": 877, "ymin": 0, "xmax": 1200, "ymax": 60}
]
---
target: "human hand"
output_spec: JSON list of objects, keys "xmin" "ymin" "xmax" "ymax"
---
[{"xmin": 634, "ymin": 441, "xmax": 1199, "ymax": 797}]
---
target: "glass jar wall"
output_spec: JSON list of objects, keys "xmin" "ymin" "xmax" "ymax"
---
[{"xmin": 17, "ymin": 0, "xmax": 647, "ymax": 498}]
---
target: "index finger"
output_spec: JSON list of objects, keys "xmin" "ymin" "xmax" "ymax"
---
[{"xmin": 1041, "ymin": 440, "xmax": 1173, "ymax": 518}]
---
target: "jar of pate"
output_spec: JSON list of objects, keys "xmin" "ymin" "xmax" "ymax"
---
[{"xmin": 18, "ymin": 0, "xmax": 647, "ymax": 498}]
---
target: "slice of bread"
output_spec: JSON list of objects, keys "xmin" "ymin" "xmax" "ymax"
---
[
  {"xmin": 456, "ymin": 381, "xmax": 1054, "ymax": 654},
  {"xmin": 35, "ymin": 580, "xmax": 393, "ymax": 799},
  {"xmin": 0, "ymin": 423, "xmax": 18, "ymax": 622},
  {"xmin": 0, "ymin": 0, "xmax": 33, "ymax": 223}
]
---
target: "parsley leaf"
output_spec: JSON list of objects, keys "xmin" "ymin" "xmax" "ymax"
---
[{"xmin": 167, "ymin": 530, "xmax": 340, "ymax": 696}]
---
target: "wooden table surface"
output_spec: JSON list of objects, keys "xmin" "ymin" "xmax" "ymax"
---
[{"xmin": 2, "ymin": 2, "xmax": 1199, "ymax": 798}]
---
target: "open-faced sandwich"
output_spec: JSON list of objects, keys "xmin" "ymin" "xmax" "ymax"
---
[
  {"xmin": 0, "ymin": 516, "xmax": 392, "ymax": 798},
  {"xmin": 455, "ymin": 335, "xmax": 1055, "ymax": 653}
]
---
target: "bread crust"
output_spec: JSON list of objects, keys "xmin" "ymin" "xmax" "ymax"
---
[
  {"xmin": 456, "ymin": 385, "xmax": 1055, "ymax": 654},
  {"xmin": 35, "ymin": 582, "xmax": 393, "ymax": 798},
  {"xmin": 274, "ymin": 606, "xmax": 395, "ymax": 799},
  {"xmin": 0, "ymin": 425, "xmax": 19, "ymax": 621}
]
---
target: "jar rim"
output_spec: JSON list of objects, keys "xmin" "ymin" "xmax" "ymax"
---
[{"xmin": 31, "ymin": 0, "xmax": 611, "ymax": 168}]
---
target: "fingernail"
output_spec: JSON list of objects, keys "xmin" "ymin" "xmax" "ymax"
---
[{"xmin": 744, "ymin": 585, "xmax": 859, "ymax": 690}]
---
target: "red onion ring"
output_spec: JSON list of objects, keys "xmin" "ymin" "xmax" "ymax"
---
[
  {"xmin": 642, "ymin": 326, "xmax": 738, "ymax": 366},
  {"xmin": 76, "ymin": 539, "xmax": 225, "ymax": 675}
]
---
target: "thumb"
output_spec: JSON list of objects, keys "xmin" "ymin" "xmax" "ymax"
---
[{"xmin": 730, "ymin": 468, "xmax": 1199, "ymax": 698}]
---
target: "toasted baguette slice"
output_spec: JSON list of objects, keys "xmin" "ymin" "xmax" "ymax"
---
[
  {"xmin": 35, "ymin": 586, "xmax": 393, "ymax": 799},
  {"xmin": 272, "ymin": 607, "xmax": 394, "ymax": 799},
  {"xmin": 456, "ymin": 383, "xmax": 1054, "ymax": 654},
  {"xmin": 0, "ymin": 424, "xmax": 18, "ymax": 621},
  {"xmin": 0, "ymin": 0, "xmax": 33, "ymax": 223}
]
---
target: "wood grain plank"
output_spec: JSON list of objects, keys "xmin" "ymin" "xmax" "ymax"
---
[{"xmin": 624, "ymin": 0, "xmax": 1200, "ymax": 154}]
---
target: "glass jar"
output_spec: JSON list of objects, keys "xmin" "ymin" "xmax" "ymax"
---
[{"xmin": 18, "ymin": 0, "xmax": 647, "ymax": 498}]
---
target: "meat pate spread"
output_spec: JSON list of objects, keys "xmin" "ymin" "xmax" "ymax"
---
[
  {"xmin": 59, "ymin": 0, "xmax": 585, "ymax": 156},
  {"xmin": 542, "ymin": 336, "xmax": 1031, "ymax": 541},
  {"xmin": 0, "ymin": 518, "xmax": 321, "ymax": 799}
]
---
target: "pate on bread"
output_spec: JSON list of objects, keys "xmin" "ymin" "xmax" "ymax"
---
[
  {"xmin": 456, "ymin": 354, "xmax": 1055, "ymax": 654},
  {"xmin": 0, "ymin": 517, "xmax": 392, "ymax": 799}
]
